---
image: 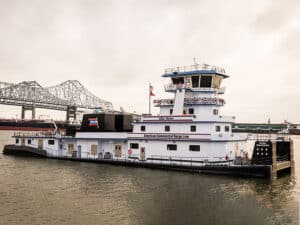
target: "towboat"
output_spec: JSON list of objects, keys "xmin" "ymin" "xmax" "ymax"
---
[{"xmin": 4, "ymin": 63, "xmax": 294, "ymax": 178}]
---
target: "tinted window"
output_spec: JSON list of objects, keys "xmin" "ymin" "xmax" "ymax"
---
[
  {"xmin": 225, "ymin": 126, "xmax": 230, "ymax": 132},
  {"xmin": 27, "ymin": 139, "xmax": 31, "ymax": 144},
  {"xmin": 215, "ymin": 126, "xmax": 221, "ymax": 132},
  {"xmin": 191, "ymin": 125, "xmax": 196, "ymax": 132},
  {"xmin": 48, "ymin": 140, "xmax": 55, "ymax": 145},
  {"xmin": 141, "ymin": 126, "xmax": 146, "ymax": 131},
  {"xmin": 130, "ymin": 143, "xmax": 139, "ymax": 149},
  {"xmin": 172, "ymin": 77, "xmax": 184, "ymax": 84},
  {"xmin": 192, "ymin": 76, "xmax": 199, "ymax": 88},
  {"xmin": 188, "ymin": 108, "xmax": 194, "ymax": 114},
  {"xmin": 165, "ymin": 125, "xmax": 170, "ymax": 132},
  {"xmin": 189, "ymin": 145, "xmax": 200, "ymax": 151},
  {"xmin": 167, "ymin": 144, "xmax": 177, "ymax": 151},
  {"xmin": 16, "ymin": 139, "xmax": 19, "ymax": 144},
  {"xmin": 200, "ymin": 76, "xmax": 212, "ymax": 88}
]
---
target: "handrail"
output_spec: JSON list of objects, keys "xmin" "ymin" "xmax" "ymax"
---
[
  {"xmin": 153, "ymin": 97, "xmax": 225, "ymax": 106},
  {"xmin": 13, "ymin": 132, "xmax": 62, "ymax": 138},
  {"xmin": 164, "ymin": 64, "xmax": 226, "ymax": 75},
  {"xmin": 248, "ymin": 133, "xmax": 291, "ymax": 141}
]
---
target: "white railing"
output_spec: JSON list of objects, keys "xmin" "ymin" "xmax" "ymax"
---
[
  {"xmin": 164, "ymin": 83, "xmax": 226, "ymax": 93},
  {"xmin": 164, "ymin": 64, "xmax": 226, "ymax": 75},
  {"xmin": 247, "ymin": 133, "xmax": 291, "ymax": 141},
  {"xmin": 153, "ymin": 97, "xmax": 225, "ymax": 106},
  {"xmin": 13, "ymin": 132, "xmax": 62, "ymax": 138}
]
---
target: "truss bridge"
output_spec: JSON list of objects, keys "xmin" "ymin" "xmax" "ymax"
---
[{"xmin": 0, "ymin": 80, "xmax": 113, "ymax": 120}]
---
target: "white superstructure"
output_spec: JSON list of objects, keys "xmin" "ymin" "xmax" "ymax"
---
[
  {"xmin": 13, "ymin": 63, "xmax": 248, "ymax": 166},
  {"xmin": 127, "ymin": 63, "xmax": 248, "ymax": 164}
]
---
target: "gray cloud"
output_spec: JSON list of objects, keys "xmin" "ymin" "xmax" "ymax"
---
[{"xmin": 0, "ymin": 0, "xmax": 300, "ymax": 122}]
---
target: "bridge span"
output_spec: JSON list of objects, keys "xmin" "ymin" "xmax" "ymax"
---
[{"xmin": 0, "ymin": 80, "xmax": 113, "ymax": 121}]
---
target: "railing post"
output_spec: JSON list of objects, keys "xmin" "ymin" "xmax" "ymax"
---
[{"xmin": 271, "ymin": 141, "xmax": 277, "ymax": 179}]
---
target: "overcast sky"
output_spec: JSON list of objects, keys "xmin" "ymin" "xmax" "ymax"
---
[{"xmin": 0, "ymin": 0, "xmax": 299, "ymax": 123}]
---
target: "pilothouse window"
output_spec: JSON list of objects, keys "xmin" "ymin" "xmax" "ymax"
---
[
  {"xmin": 212, "ymin": 75, "xmax": 222, "ymax": 88},
  {"xmin": 200, "ymin": 76, "xmax": 212, "ymax": 88},
  {"xmin": 192, "ymin": 76, "xmax": 199, "ymax": 88},
  {"xmin": 172, "ymin": 77, "xmax": 184, "ymax": 85}
]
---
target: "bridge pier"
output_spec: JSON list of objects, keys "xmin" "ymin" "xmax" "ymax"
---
[
  {"xmin": 66, "ymin": 106, "xmax": 77, "ymax": 122},
  {"xmin": 21, "ymin": 105, "xmax": 36, "ymax": 120}
]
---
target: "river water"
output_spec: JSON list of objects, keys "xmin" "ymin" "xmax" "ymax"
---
[{"xmin": 0, "ymin": 131, "xmax": 300, "ymax": 225}]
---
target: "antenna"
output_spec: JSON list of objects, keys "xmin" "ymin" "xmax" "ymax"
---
[{"xmin": 193, "ymin": 57, "xmax": 199, "ymax": 66}]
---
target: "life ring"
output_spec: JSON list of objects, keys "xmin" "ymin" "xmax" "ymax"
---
[{"xmin": 128, "ymin": 149, "xmax": 133, "ymax": 155}]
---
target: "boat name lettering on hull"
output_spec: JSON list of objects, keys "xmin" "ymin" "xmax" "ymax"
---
[
  {"xmin": 158, "ymin": 116, "xmax": 174, "ymax": 121},
  {"xmin": 144, "ymin": 134, "xmax": 189, "ymax": 139}
]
